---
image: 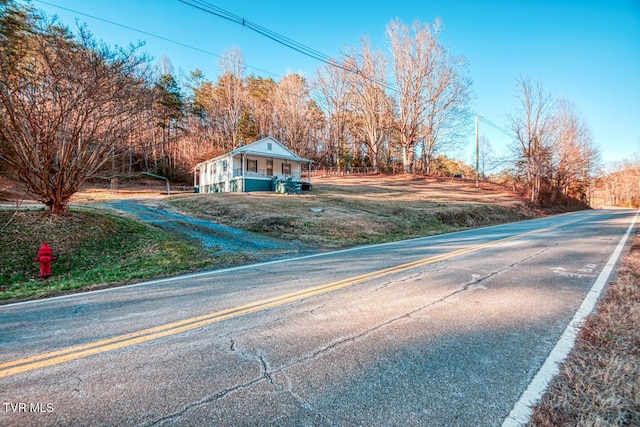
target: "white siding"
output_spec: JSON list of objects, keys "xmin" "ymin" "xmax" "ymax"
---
[{"xmin": 195, "ymin": 137, "xmax": 310, "ymax": 193}]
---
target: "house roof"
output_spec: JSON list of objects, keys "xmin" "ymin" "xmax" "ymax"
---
[
  {"xmin": 231, "ymin": 149, "xmax": 312, "ymax": 162},
  {"xmin": 195, "ymin": 136, "xmax": 312, "ymax": 169}
]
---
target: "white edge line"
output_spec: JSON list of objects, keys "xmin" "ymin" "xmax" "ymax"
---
[
  {"xmin": 0, "ymin": 210, "xmax": 602, "ymax": 309},
  {"xmin": 502, "ymin": 209, "xmax": 640, "ymax": 427}
]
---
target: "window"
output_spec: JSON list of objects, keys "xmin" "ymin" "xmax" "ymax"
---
[
  {"xmin": 222, "ymin": 160, "xmax": 228, "ymax": 172},
  {"xmin": 267, "ymin": 142, "xmax": 273, "ymax": 151},
  {"xmin": 266, "ymin": 159, "xmax": 273, "ymax": 177},
  {"xmin": 282, "ymin": 163, "xmax": 291, "ymax": 175},
  {"xmin": 246, "ymin": 159, "xmax": 257, "ymax": 172}
]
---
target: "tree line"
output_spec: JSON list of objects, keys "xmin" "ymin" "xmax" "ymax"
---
[
  {"xmin": 1, "ymin": 0, "xmax": 622, "ymax": 212},
  {"xmin": 598, "ymin": 156, "xmax": 640, "ymax": 207},
  {"xmin": 504, "ymin": 76, "xmax": 601, "ymax": 205}
]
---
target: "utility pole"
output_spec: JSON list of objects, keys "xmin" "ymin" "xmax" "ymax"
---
[{"xmin": 475, "ymin": 115, "xmax": 479, "ymax": 188}]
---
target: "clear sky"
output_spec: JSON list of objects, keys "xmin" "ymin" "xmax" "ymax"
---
[{"xmin": 33, "ymin": 0, "xmax": 640, "ymax": 168}]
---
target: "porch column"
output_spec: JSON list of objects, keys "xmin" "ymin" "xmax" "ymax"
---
[
  {"xmin": 193, "ymin": 166, "xmax": 198, "ymax": 192},
  {"xmin": 241, "ymin": 153, "xmax": 245, "ymax": 192},
  {"xmin": 193, "ymin": 165, "xmax": 202, "ymax": 193}
]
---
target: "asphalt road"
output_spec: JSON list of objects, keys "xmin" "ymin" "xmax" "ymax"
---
[{"xmin": 1, "ymin": 209, "xmax": 637, "ymax": 426}]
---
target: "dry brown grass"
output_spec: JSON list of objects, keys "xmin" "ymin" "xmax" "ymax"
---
[
  {"xmin": 529, "ymin": 231, "xmax": 640, "ymax": 426},
  {"xmin": 169, "ymin": 175, "xmax": 539, "ymax": 248},
  {"xmin": 313, "ymin": 174, "xmax": 527, "ymax": 205},
  {"xmin": 0, "ymin": 174, "xmax": 570, "ymax": 301}
]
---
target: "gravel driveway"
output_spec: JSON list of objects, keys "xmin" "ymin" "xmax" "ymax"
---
[{"xmin": 102, "ymin": 199, "xmax": 312, "ymax": 260}]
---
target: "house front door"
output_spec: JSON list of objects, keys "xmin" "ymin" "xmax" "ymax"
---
[{"xmin": 267, "ymin": 159, "xmax": 273, "ymax": 177}]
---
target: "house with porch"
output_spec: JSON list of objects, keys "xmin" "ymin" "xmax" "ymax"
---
[{"xmin": 193, "ymin": 136, "xmax": 312, "ymax": 193}]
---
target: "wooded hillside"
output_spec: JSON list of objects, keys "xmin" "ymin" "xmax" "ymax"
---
[{"xmin": 2, "ymin": 0, "xmax": 635, "ymax": 211}]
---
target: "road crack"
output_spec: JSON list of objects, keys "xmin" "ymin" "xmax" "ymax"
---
[
  {"xmin": 459, "ymin": 243, "xmax": 557, "ymax": 292},
  {"xmin": 145, "ymin": 244, "xmax": 557, "ymax": 425},
  {"xmin": 272, "ymin": 244, "xmax": 560, "ymax": 371},
  {"xmin": 142, "ymin": 376, "xmax": 265, "ymax": 426},
  {"xmin": 310, "ymin": 302, "xmax": 329, "ymax": 318}
]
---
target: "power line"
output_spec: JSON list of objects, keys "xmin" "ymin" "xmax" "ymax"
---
[
  {"xmin": 181, "ymin": 0, "xmax": 336, "ymax": 64},
  {"xmin": 34, "ymin": 0, "xmax": 280, "ymax": 78},
  {"xmin": 478, "ymin": 115, "xmax": 511, "ymax": 138},
  {"xmin": 179, "ymin": 0, "xmax": 398, "ymax": 92}
]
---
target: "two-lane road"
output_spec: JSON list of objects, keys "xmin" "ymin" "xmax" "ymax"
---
[{"xmin": 1, "ymin": 209, "xmax": 637, "ymax": 426}]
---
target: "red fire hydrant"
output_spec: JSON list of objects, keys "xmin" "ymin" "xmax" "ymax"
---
[{"xmin": 35, "ymin": 242, "xmax": 56, "ymax": 278}]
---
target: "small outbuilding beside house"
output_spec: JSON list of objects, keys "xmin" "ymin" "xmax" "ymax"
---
[{"xmin": 193, "ymin": 136, "xmax": 312, "ymax": 193}]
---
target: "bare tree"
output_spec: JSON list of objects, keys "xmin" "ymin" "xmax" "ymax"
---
[
  {"xmin": 601, "ymin": 157, "xmax": 640, "ymax": 207},
  {"xmin": 346, "ymin": 39, "xmax": 393, "ymax": 170},
  {"xmin": 550, "ymin": 98, "xmax": 599, "ymax": 202},
  {"xmin": 272, "ymin": 74, "xmax": 315, "ymax": 156},
  {"xmin": 343, "ymin": 38, "xmax": 391, "ymax": 171},
  {"xmin": 419, "ymin": 48, "xmax": 473, "ymax": 175},
  {"xmin": 246, "ymin": 75, "xmax": 276, "ymax": 139},
  {"xmin": 216, "ymin": 47, "xmax": 246, "ymax": 148},
  {"xmin": 302, "ymin": 97, "xmax": 327, "ymax": 162},
  {"xmin": 478, "ymin": 135, "xmax": 495, "ymax": 179},
  {"xmin": 387, "ymin": 19, "xmax": 439, "ymax": 173},
  {"xmin": 508, "ymin": 76, "xmax": 555, "ymax": 203},
  {"xmin": 386, "ymin": 18, "xmax": 471, "ymax": 174},
  {"xmin": 315, "ymin": 59, "xmax": 352, "ymax": 168},
  {"xmin": 0, "ymin": 13, "xmax": 150, "ymax": 212}
]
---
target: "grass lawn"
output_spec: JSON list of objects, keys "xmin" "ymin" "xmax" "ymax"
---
[
  {"xmin": 170, "ymin": 176, "xmax": 537, "ymax": 248},
  {"xmin": 0, "ymin": 208, "xmax": 212, "ymax": 302}
]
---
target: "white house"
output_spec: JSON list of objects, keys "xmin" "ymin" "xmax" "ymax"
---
[{"xmin": 193, "ymin": 136, "xmax": 312, "ymax": 193}]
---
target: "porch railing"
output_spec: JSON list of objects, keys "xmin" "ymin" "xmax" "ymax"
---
[{"xmin": 233, "ymin": 168, "xmax": 303, "ymax": 180}]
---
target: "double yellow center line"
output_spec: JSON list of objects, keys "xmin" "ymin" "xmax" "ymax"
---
[{"xmin": 0, "ymin": 219, "xmax": 579, "ymax": 378}]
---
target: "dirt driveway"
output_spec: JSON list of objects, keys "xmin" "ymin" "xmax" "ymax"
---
[
  {"xmin": 0, "ymin": 182, "xmax": 312, "ymax": 261},
  {"xmin": 98, "ymin": 198, "xmax": 312, "ymax": 260}
]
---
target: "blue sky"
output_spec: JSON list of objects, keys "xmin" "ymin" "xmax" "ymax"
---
[{"xmin": 33, "ymin": 0, "xmax": 640, "ymax": 168}]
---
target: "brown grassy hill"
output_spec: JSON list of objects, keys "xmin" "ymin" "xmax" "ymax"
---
[{"xmin": 168, "ymin": 174, "xmax": 541, "ymax": 248}]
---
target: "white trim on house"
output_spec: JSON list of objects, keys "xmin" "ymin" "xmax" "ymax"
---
[{"xmin": 193, "ymin": 136, "xmax": 312, "ymax": 193}]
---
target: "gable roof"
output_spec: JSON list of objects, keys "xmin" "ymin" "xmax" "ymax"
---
[
  {"xmin": 231, "ymin": 136, "xmax": 312, "ymax": 162},
  {"xmin": 196, "ymin": 137, "xmax": 312, "ymax": 168}
]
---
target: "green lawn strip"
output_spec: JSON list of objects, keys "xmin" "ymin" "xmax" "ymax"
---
[{"xmin": 0, "ymin": 209, "xmax": 211, "ymax": 302}]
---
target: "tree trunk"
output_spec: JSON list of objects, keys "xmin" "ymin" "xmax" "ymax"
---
[{"xmin": 401, "ymin": 143, "xmax": 413, "ymax": 173}]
